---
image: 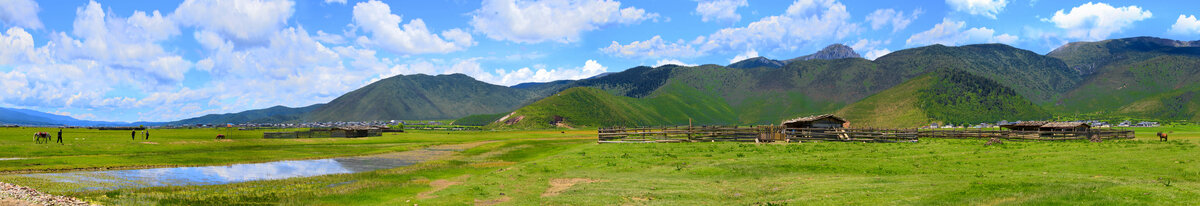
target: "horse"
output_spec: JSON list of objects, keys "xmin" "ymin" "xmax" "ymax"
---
[
  {"xmin": 216, "ymin": 134, "xmax": 225, "ymax": 139},
  {"xmin": 33, "ymin": 132, "xmax": 50, "ymax": 144},
  {"xmin": 1158, "ymin": 132, "xmax": 1169, "ymax": 142}
]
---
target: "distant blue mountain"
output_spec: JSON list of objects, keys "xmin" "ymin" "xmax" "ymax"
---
[{"xmin": 0, "ymin": 107, "xmax": 155, "ymax": 126}]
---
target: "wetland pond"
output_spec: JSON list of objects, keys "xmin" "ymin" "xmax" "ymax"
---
[{"xmin": 10, "ymin": 145, "xmax": 465, "ymax": 191}]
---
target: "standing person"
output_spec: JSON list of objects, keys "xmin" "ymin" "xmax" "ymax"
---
[
  {"xmin": 145, "ymin": 130, "xmax": 150, "ymax": 140},
  {"xmin": 131, "ymin": 130, "xmax": 136, "ymax": 140},
  {"xmin": 56, "ymin": 129, "xmax": 63, "ymax": 144}
]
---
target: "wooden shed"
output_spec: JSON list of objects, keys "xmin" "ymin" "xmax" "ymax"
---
[
  {"xmin": 781, "ymin": 114, "xmax": 848, "ymax": 129},
  {"xmin": 1000, "ymin": 121, "xmax": 1048, "ymax": 131},
  {"xmin": 1039, "ymin": 122, "xmax": 1091, "ymax": 131}
]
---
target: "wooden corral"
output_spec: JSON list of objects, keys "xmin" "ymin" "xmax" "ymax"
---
[
  {"xmin": 598, "ymin": 126, "xmax": 1133, "ymax": 143},
  {"xmin": 331, "ymin": 127, "xmax": 383, "ymax": 138}
]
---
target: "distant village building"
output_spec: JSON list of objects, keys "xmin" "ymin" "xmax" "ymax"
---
[
  {"xmin": 781, "ymin": 114, "xmax": 847, "ymax": 129},
  {"xmin": 1136, "ymin": 122, "xmax": 1160, "ymax": 127}
]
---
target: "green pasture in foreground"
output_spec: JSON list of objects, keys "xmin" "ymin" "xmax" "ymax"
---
[
  {"xmin": 0, "ymin": 127, "xmax": 583, "ymax": 172},
  {"xmin": 1, "ymin": 126, "xmax": 1198, "ymax": 205}
]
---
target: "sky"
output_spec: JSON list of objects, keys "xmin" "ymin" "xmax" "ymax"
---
[{"xmin": 0, "ymin": 0, "xmax": 1198, "ymax": 122}]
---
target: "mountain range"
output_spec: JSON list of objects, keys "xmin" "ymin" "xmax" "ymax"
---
[{"xmin": 8, "ymin": 36, "xmax": 1199, "ymax": 128}]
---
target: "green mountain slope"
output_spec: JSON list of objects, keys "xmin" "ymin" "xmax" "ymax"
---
[
  {"xmin": 307, "ymin": 74, "xmax": 545, "ymax": 122},
  {"xmin": 1047, "ymin": 37, "xmax": 1200, "ymax": 121},
  {"xmin": 493, "ymin": 43, "xmax": 1074, "ymax": 128},
  {"xmin": 490, "ymin": 82, "xmax": 738, "ymax": 128},
  {"xmin": 836, "ymin": 70, "xmax": 1050, "ymax": 128},
  {"xmin": 169, "ymin": 104, "xmax": 323, "ymax": 125}
]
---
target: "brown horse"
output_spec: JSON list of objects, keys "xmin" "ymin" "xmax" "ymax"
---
[
  {"xmin": 1158, "ymin": 132, "xmax": 1169, "ymax": 141},
  {"xmin": 33, "ymin": 132, "xmax": 50, "ymax": 144}
]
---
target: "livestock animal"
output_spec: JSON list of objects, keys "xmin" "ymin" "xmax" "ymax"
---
[
  {"xmin": 33, "ymin": 132, "xmax": 50, "ymax": 144},
  {"xmin": 1158, "ymin": 132, "xmax": 1170, "ymax": 141},
  {"xmin": 216, "ymin": 134, "xmax": 225, "ymax": 139}
]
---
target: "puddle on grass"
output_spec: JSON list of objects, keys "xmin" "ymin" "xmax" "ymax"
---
[
  {"xmin": 0, "ymin": 158, "xmax": 26, "ymax": 161},
  {"xmin": 12, "ymin": 145, "xmax": 468, "ymax": 191}
]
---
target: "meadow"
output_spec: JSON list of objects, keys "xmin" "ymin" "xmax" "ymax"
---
[{"xmin": 0, "ymin": 126, "xmax": 1197, "ymax": 205}]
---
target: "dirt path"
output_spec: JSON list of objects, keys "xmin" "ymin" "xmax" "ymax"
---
[
  {"xmin": 541, "ymin": 178, "xmax": 602, "ymax": 197},
  {"xmin": 416, "ymin": 175, "xmax": 471, "ymax": 199},
  {"xmin": 0, "ymin": 182, "xmax": 94, "ymax": 206}
]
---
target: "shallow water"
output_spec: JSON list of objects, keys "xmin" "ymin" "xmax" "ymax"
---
[{"xmin": 15, "ymin": 147, "xmax": 459, "ymax": 191}]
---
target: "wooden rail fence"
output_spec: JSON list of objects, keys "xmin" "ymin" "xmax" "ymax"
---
[{"xmin": 598, "ymin": 126, "xmax": 1134, "ymax": 143}]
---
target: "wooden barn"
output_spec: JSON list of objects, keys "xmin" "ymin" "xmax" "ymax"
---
[
  {"xmin": 781, "ymin": 114, "xmax": 848, "ymax": 129},
  {"xmin": 1000, "ymin": 121, "xmax": 1048, "ymax": 131},
  {"xmin": 1000, "ymin": 121, "xmax": 1090, "ymax": 131},
  {"xmin": 1039, "ymin": 122, "xmax": 1091, "ymax": 131}
]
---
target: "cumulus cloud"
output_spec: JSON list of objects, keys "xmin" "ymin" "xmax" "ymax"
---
[
  {"xmin": 606, "ymin": 0, "xmax": 858, "ymax": 59},
  {"xmin": 0, "ymin": 27, "xmax": 46, "ymax": 64},
  {"xmin": 1044, "ymin": 2, "xmax": 1151, "ymax": 41},
  {"xmin": 493, "ymin": 60, "xmax": 608, "ymax": 85},
  {"xmin": 48, "ymin": 1, "xmax": 188, "ymax": 90},
  {"xmin": 946, "ymin": 0, "xmax": 1007, "ymax": 19},
  {"xmin": 173, "ymin": 0, "xmax": 295, "ymax": 45},
  {"xmin": 1169, "ymin": 15, "xmax": 1200, "ymax": 35},
  {"xmin": 325, "ymin": 0, "xmax": 347, "ymax": 4},
  {"xmin": 865, "ymin": 8, "xmax": 922, "ymax": 32},
  {"xmin": 696, "ymin": 0, "xmax": 748, "ymax": 23},
  {"xmin": 906, "ymin": 18, "xmax": 1017, "ymax": 46},
  {"xmin": 601, "ymin": 35, "xmax": 704, "ymax": 58},
  {"xmin": 0, "ymin": 0, "xmax": 43, "ymax": 29},
  {"xmin": 654, "ymin": 59, "xmax": 695, "ymax": 67},
  {"xmin": 849, "ymin": 39, "xmax": 891, "ymax": 60},
  {"xmin": 728, "ymin": 49, "xmax": 758, "ymax": 64},
  {"xmin": 470, "ymin": 0, "xmax": 660, "ymax": 43},
  {"xmin": 352, "ymin": 0, "xmax": 474, "ymax": 54}
]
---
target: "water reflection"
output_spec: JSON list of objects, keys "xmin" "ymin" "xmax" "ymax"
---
[{"xmin": 18, "ymin": 150, "xmax": 449, "ymax": 190}]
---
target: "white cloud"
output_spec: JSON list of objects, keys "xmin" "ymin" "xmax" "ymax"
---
[
  {"xmin": 1169, "ymin": 15, "xmax": 1200, "ymax": 35},
  {"xmin": 172, "ymin": 0, "xmax": 295, "ymax": 45},
  {"xmin": 696, "ymin": 0, "xmax": 748, "ymax": 23},
  {"xmin": 863, "ymin": 49, "xmax": 891, "ymax": 60},
  {"xmin": 601, "ymin": 35, "xmax": 704, "ymax": 58},
  {"xmin": 325, "ymin": 0, "xmax": 347, "ymax": 4},
  {"xmin": 352, "ymin": 0, "xmax": 474, "ymax": 54},
  {"xmin": 494, "ymin": 60, "xmax": 608, "ymax": 85},
  {"xmin": 606, "ymin": 0, "xmax": 859, "ymax": 59},
  {"xmin": 865, "ymin": 8, "xmax": 922, "ymax": 32},
  {"xmin": 1044, "ymin": 2, "xmax": 1151, "ymax": 41},
  {"xmin": 946, "ymin": 0, "xmax": 1007, "ymax": 19},
  {"xmin": 0, "ymin": 27, "xmax": 46, "ymax": 64},
  {"xmin": 48, "ymin": 1, "xmax": 188, "ymax": 90},
  {"xmin": 728, "ymin": 49, "xmax": 758, "ymax": 64},
  {"xmin": 849, "ymin": 39, "xmax": 891, "ymax": 60},
  {"xmin": 313, "ymin": 30, "xmax": 347, "ymax": 44},
  {"xmin": 469, "ymin": 0, "xmax": 660, "ymax": 43},
  {"xmin": 906, "ymin": 18, "xmax": 1017, "ymax": 46},
  {"xmin": 654, "ymin": 59, "xmax": 695, "ymax": 67},
  {"xmin": 0, "ymin": 0, "xmax": 42, "ymax": 29}
]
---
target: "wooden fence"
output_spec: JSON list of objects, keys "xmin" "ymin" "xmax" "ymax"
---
[{"xmin": 598, "ymin": 126, "xmax": 1134, "ymax": 143}]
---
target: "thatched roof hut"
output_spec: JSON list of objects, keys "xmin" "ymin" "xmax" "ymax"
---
[
  {"xmin": 781, "ymin": 114, "xmax": 847, "ymax": 129},
  {"xmin": 1040, "ymin": 122, "xmax": 1090, "ymax": 131}
]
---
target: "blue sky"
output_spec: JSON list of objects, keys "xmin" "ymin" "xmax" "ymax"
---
[{"xmin": 1, "ymin": 0, "xmax": 1198, "ymax": 122}]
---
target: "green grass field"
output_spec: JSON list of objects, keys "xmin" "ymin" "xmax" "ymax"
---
[{"xmin": 1, "ymin": 126, "xmax": 1198, "ymax": 205}]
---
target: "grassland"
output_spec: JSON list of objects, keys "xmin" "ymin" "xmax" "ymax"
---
[{"xmin": 1, "ymin": 126, "xmax": 1199, "ymax": 205}]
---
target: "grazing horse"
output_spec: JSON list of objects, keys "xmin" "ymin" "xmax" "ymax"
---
[
  {"xmin": 33, "ymin": 132, "xmax": 50, "ymax": 144},
  {"xmin": 1158, "ymin": 132, "xmax": 1169, "ymax": 142},
  {"xmin": 216, "ymin": 134, "xmax": 225, "ymax": 139}
]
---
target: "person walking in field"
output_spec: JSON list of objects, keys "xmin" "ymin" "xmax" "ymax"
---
[
  {"xmin": 131, "ymin": 130, "xmax": 136, "ymax": 140},
  {"xmin": 145, "ymin": 130, "xmax": 150, "ymax": 140},
  {"xmin": 56, "ymin": 129, "xmax": 63, "ymax": 144}
]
